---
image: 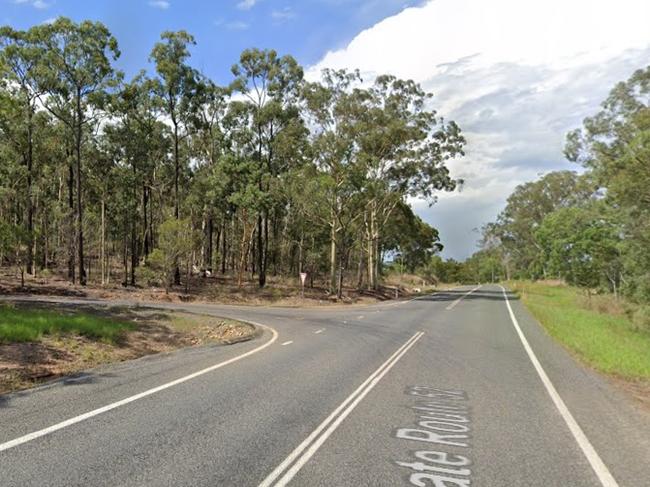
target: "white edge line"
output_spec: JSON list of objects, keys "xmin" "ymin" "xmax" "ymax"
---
[
  {"xmin": 259, "ymin": 331, "xmax": 424, "ymax": 487},
  {"xmin": 499, "ymin": 285, "xmax": 618, "ymax": 487},
  {"xmin": 0, "ymin": 321, "xmax": 279, "ymax": 453},
  {"xmin": 445, "ymin": 284, "xmax": 482, "ymax": 310}
]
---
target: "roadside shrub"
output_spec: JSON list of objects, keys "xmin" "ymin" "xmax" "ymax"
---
[{"xmin": 136, "ymin": 264, "xmax": 163, "ymax": 288}]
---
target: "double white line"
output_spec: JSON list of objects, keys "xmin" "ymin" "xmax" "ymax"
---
[{"xmin": 259, "ymin": 331, "xmax": 424, "ymax": 487}]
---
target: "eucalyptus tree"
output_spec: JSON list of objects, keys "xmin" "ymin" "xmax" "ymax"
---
[
  {"xmin": 0, "ymin": 26, "xmax": 46, "ymax": 275},
  {"xmin": 566, "ymin": 66, "xmax": 650, "ymax": 299},
  {"xmin": 188, "ymin": 79, "xmax": 229, "ymax": 270},
  {"xmin": 33, "ymin": 17, "xmax": 121, "ymax": 285},
  {"xmin": 355, "ymin": 75, "xmax": 465, "ymax": 288},
  {"xmin": 150, "ymin": 31, "xmax": 198, "ymax": 220},
  {"xmin": 150, "ymin": 30, "xmax": 200, "ymax": 284},
  {"xmin": 231, "ymin": 48, "xmax": 305, "ymax": 287},
  {"xmin": 216, "ymin": 100, "xmax": 262, "ymax": 286},
  {"xmin": 302, "ymin": 69, "xmax": 369, "ymax": 292},
  {"xmin": 535, "ymin": 202, "xmax": 623, "ymax": 294},
  {"xmin": 103, "ymin": 74, "xmax": 168, "ymax": 285},
  {"xmin": 489, "ymin": 171, "xmax": 593, "ymax": 278},
  {"xmin": 382, "ymin": 201, "xmax": 442, "ymax": 274}
]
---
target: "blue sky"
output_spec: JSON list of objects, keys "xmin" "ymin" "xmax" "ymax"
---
[{"xmin": 2, "ymin": 0, "xmax": 423, "ymax": 84}]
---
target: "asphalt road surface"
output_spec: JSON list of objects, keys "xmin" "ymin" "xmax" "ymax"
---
[{"xmin": 1, "ymin": 285, "xmax": 649, "ymax": 486}]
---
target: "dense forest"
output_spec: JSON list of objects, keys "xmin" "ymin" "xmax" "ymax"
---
[
  {"xmin": 0, "ymin": 18, "xmax": 466, "ymax": 296},
  {"xmin": 461, "ymin": 66, "xmax": 650, "ymax": 303}
]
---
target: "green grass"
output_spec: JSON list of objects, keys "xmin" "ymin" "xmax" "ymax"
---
[
  {"xmin": 510, "ymin": 281, "xmax": 650, "ymax": 380},
  {"xmin": 0, "ymin": 304, "xmax": 135, "ymax": 344}
]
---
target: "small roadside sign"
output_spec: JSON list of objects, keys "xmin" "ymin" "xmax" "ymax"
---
[{"xmin": 300, "ymin": 272, "xmax": 307, "ymax": 298}]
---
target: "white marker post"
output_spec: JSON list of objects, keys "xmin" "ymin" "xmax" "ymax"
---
[{"xmin": 300, "ymin": 272, "xmax": 307, "ymax": 299}]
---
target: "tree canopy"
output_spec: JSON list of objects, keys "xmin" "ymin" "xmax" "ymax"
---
[{"xmin": 0, "ymin": 17, "xmax": 464, "ymax": 295}]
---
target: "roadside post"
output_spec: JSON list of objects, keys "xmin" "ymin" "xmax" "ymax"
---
[{"xmin": 300, "ymin": 272, "xmax": 307, "ymax": 299}]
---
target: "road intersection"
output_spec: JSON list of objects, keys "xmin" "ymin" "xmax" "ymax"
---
[{"xmin": 1, "ymin": 285, "xmax": 648, "ymax": 486}]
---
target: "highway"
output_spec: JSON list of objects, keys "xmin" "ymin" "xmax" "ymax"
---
[{"xmin": 0, "ymin": 285, "xmax": 649, "ymax": 486}]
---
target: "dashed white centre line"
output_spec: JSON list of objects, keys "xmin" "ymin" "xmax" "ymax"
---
[
  {"xmin": 281, "ymin": 341, "xmax": 294, "ymax": 346},
  {"xmin": 314, "ymin": 329, "xmax": 324, "ymax": 334}
]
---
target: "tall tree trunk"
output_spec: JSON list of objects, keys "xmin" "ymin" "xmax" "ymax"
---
[
  {"xmin": 43, "ymin": 212, "xmax": 49, "ymax": 271},
  {"xmin": 173, "ymin": 120, "xmax": 181, "ymax": 285},
  {"xmin": 26, "ymin": 102, "xmax": 35, "ymax": 276},
  {"xmin": 122, "ymin": 232, "xmax": 128, "ymax": 286},
  {"xmin": 257, "ymin": 214, "xmax": 266, "ymax": 287},
  {"xmin": 130, "ymin": 218, "xmax": 137, "ymax": 286},
  {"xmin": 298, "ymin": 232, "xmax": 304, "ymax": 275},
  {"xmin": 143, "ymin": 184, "xmax": 150, "ymax": 258},
  {"xmin": 329, "ymin": 217, "xmax": 337, "ymax": 293},
  {"xmin": 206, "ymin": 213, "xmax": 213, "ymax": 271},
  {"xmin": 357, "ymin": 242, "xmax": 364, "ymax": 289},
  {"xmin": 221, "ymin": 221, "xmax": 227, "ymax": 274},
  {"xmin": 214, "ymin": 224, "xmax": 221, "ymax": 273},
  {"xmin": 374, "ymin": 237, "xmax": 380, "ymax": 288},
  {"xmin": 67, "ymin": 160, "xmax": 75, "ymax": 283},
  {"xmin": 101, "ymin": 197, "xmax": 106, "ymax": 286},
  {"xmin": 337, "ymin": 255, "xmax": 344, "ymax": 300},
  {"xmin": 75, "ymin": 93, "xmax": 86, "ymax": 286}
]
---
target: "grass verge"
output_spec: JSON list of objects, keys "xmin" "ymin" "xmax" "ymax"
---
[
  {"xmin": 0, "ymin": 304, "xmax": 134, "ymax": 343},
  {"xmin": 509, "ymin": 281, "xmax": 650, "ymax": 380}
]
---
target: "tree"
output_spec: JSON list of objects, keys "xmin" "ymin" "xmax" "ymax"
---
[
  {"xmin": 0, "ymin": 26, "xmax": 46, "ymax": 275},
  {"xmin": 383, "ymin": 201, "xmax": 442, "ymax": 273},
  {"xmin": 188, "ymin": 79, "xmax": 229, "ymax": 272},
  {"xmin": 487, "ymin": 171, "xmax": 594, "ymax": 278},
  {"xmin": 150, "ymin": 30, "xmax": 199, "ymax": 285},
  {"xmin": 535, "ymin": 203, "xmax": 622, "ymax": 293},
  {"xmin": 105, "ymin": 73, "xmax": 170, "ymax": 285},
  {"xmin": 231, "ymin": 48, "xmax": 305, "ymax": 288},
  {"xmin": 1, "ymin": 28, "xmax": 468, "ymax": 297},
  {"xmin": 566, "ymin": 65, "xmax": 650, "ymax": 301},
  {"xmin": 356, "ymin": 74, "xmax": 464, "ymax": 288},
  {"xmin": 34, "ymin": 17, "xmax": 121, "ymax": 285},
  {"xmin": 302, "ymin": 69, "xmax": 366, "ymax": 294}
]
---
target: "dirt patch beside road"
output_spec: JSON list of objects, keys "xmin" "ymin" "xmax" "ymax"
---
[{"xmin": 0, "ymin": 303, "xmax": 255, "ymax": 394}]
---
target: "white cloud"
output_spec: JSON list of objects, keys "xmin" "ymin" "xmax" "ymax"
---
[
  {"xmin": 148, "ymin": 0, "xmax": 170, "ymax": 9},
  {"xmin": 236, "ymin": 0, "xmax": 258, "ymax": 10},
  {"xmin": 271, "ymin": 7, "xmax": 296, "ymax": 22},
  {"xmin": 215, "ymin": 18, "xmax": 250, "ymax": 30},
  {"xmin": 308, "ymin": 0, "xmax": 650, "ymax": 259},
  {"xmin": 14, "ymin": 0, "xmax": 50, "ymax": 9}
]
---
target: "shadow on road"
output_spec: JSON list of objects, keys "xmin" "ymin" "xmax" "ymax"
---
[{"xmin": 418, "ymin": 288, "xmax": 518, "ymax": 303}]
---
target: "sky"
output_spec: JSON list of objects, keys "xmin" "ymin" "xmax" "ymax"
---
[{"xmin": 3, "ymin": 0, "xmax": 650, "ymax": 259}]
